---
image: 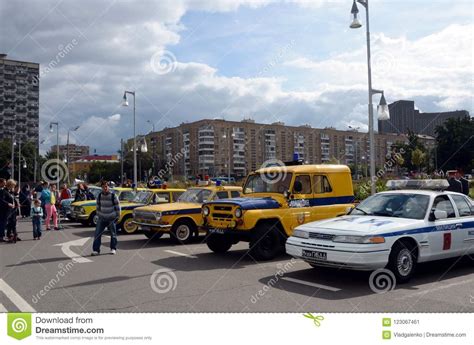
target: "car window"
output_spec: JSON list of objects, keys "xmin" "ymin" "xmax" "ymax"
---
[
  {"xmin": 216, "ymin": 191, "xmax": 229, "ymax": 199},
  {"xmin": 118, "ymin": 191, "xmax": 136, "ymax": 202},
  {"xmin": 172, "ymin": 192, "xmax": 183, "ymax": 201},
  {"xmin": 432, "ymin": 195, "xmax": 456, "ymax": 218},
  {"xmin": 451, "ymin": 195, "xmax": 473, "ymax": 217},
  {"xmin": 314, "ymin": 175, "xmax": 332, "ymax": 194},
  {"xmin": 230, "ymin": 191, "xmax": 241, "ymax": 198},
  {"xmin": 293, "ymin": 175, "xmax": 311, "ymax": 194},
  {"xmin": 153, "ymin": 192, "xmax": 170, "ymax": 204}
]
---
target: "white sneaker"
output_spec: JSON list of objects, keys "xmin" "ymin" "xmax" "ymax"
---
[
  {"xmin": 110, "ymin": 249, "xmax": 116, "ymax": 255},
  {"xmin": 91, "ymin": 251, "xmax": 100, "ymax": 256}
]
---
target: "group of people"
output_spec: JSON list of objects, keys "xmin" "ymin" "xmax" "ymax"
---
[{"xmin": 446, "ymin": 170, "xmax": 470, "ymax": 196}]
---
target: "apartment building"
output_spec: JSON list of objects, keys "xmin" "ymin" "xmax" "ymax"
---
[
  {"xmin": 141, "ymin": 118, "xmax": 435, "ymax": 179},
  {"xmin": 50, "ymin": 144, "xmax": 90, "ymax": 162},
  {"xmin": 0, "ymin": 54, "xmax": 40, "ymax": 144}
]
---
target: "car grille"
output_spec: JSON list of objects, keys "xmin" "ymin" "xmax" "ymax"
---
[
  {"xmin": 133, "ymin": 211, "xmax": 156, "ymax": 220},
  {"xmin": 308, "ymin": 232, "xmax": 336, "ymax": 241},
  {"xmin": 209, "ymin": 204, "xmax": 235, "ymax": 223}
]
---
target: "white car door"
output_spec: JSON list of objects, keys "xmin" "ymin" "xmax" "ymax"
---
[
  {"xmin": 449, "ymin": 194, "xmax": 474, "ymax": 254},
  {"xmin": 428, "ymin": 195, "xmax": 463, "ymax": 260}
]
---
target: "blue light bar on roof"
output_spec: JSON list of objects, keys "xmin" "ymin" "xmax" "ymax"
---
[{"xmin": 386, "ymin": 179, "xmax": 450, "ymax": 191}]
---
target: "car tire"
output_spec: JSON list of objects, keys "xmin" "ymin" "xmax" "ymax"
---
[
  {"xmin": 120, "ymin": 215, "xmax": 138, "ymax": 235},
  {"xmin": 206, "ymin": 234, "xmax": 233, "ymax": 253},
  {"xmin": 249, "ymin": 222, "xmax": 285, "ymax": 261},
  {"xmin": 171, "ymin": 220, "xmax": 195, "ymax": 244},
  {"xmin": 387, "ymin": 240, "xmax": 417, "ymax": 283},
  {"xmin": 88, "ymin": 212, "xmax": 98, "ymax": 227},
  {"xmin": 144, "ymin": 231, "xmax": 163, "ymax": 241}
]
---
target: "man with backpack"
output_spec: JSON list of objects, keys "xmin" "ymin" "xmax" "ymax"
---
[{"xmin": 91, "ymin": 180, "xmax": 120, "ymax": 256}]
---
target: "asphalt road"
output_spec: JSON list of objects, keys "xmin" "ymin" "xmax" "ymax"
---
[{"xmin": 1, "ymin": 218, "xmax": 474, "ymax": 313}]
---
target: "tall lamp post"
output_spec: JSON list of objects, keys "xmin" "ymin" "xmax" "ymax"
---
[
  {"xmin": 66, "ymin": 125, "xmax": 80, "ymax": 184},
  {"xmin": 122, "ymin": 91, "xmax": 137, "ymax": 188},
  {"xmin": 147, "ymin": 120, "xmax": 156, "ymax": 176},
  {"xmin": 350, "ymin": 0, "xmax": 390, "ymax": 195},
  {"xmin": 49, "ymin": 121, "xmax": 60, "ymax": 191},
  {"xmin": 10, "ymin": 134, "xmax": 16, "ymax": 180}
]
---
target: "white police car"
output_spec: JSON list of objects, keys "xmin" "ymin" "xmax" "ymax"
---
[{"xmin": 286, "ymin": 180, "xmax": 474, "ymax": 283}]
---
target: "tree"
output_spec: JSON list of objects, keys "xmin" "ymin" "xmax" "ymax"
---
[
  {"xmin": 435, "ymin": 117, "xmax": 474, "ymax": 173},
  {"xmin": 411, "ymin": 148, "xmax": 426, "ymax": 173},
  {"xmin": 391, "ymin": 130, "xmax": 428, "ymax": 173},
  {"xmin": 0, "ymin": 139, "xmax": 38, "ymax": 182}
]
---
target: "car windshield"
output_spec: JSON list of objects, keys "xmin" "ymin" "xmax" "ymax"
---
[
  {"xmin": 351, "ymin": 193, "xmax": 430, "ymax": 220},
  {"xmin": 133, "ymin": 191, "xmax": 152, "ymax": 204},
  {"xmin": 115, "ymin": 190, "xmax": 136, "ymax": 202},
  {"xmin": 90, "ymin": 188, "xmax": 101, "ymax": 199},
  {"xmin": 178, "ymin": 188, "xmax": 212, "ymax": 203},
  {"xmin": 244, "ymin": 173, "xmax": 293, "ymax": 194}
]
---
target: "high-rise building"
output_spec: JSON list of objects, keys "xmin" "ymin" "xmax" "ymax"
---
[
  {"xmin": 50, "ymin": 144, "xmax": 90, "ymax": 162},
  {"xmin": 136, "ymin": 118, "xmax": 435, "ymax": 179},
  {"xmin": 378, "ymin": 100, "xmax": 469, "ymax": 137},
  {"xmin": 0, "ymin": 54, "xmax": 40, "ymax": 144}
]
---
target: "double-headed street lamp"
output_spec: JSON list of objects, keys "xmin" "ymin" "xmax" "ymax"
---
[
  {"xmin": 66, "ymin": 125, "xmax": 80, "ymax": 184},
  {"xmin": 122, "ymin": 91, "xmax": 137, "ymax": 188},
  {"xmin": 350, "ymin": 0, "xmax": 390, "ymax": 195}
]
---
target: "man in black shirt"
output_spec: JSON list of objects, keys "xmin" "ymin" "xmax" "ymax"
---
[{"xmin": 457, "ymin": 170, "xmax": 470, "ymax": 196}]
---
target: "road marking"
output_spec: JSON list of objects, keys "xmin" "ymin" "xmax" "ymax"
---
[
  {"xmin": 0, "ymin": 279, "xmax": 36, "ymax": 312},
  {"xmin": 0, "ymin": 303, "xmax": 7, "ymax": 312},
  {"xmin": 54, "ymin": 237, "xmax": 92, "ymax": 263},
  {"xmin": 400, "ymin": 278, "xmax": 474, "ymax": 299},
  {"xmin": 165, "ymin": 250, "xmax": 197, "ymax": 258},
  {"xmin": 281, "ymin": 277, "xmax": 341, "ymax": 292}
]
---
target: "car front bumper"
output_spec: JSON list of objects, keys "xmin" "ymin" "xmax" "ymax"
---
[{"xmin": 285, "ymin": 237, "xmax": 390, "ymax": 271}]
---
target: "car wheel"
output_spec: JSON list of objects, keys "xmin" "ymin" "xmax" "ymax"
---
[
  {"xmin": 387, "ymin": 240, "xmax": 417, "ymax": 283},
  {"xmin": 88, "ymin": 212, "xmax": 98, "ymax": 227},
  {"xmin": 171, "ymin": 221, "xmax": 195, "ymax": 244},
  {"xmin": 144, "ymin": 231, "xmax": 163, "ymax": 240},
  {"xmin": 249, "ymin": 223, "xmax": 285, "ymax": 261},
  {"xmin": 206, "ymin": 234, "xmax": 232, "ymax": 253},
  {"xmin": 121, "ymin": 216, "xmax": 138, "ymax": 234}
]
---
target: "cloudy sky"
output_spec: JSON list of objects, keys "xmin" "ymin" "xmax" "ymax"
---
[{"xmin": 2, "ymin": 0, "xmax": 473, "ymax": 154}]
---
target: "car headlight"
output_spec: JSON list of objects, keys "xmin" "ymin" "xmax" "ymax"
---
[
  {"xmin": 332, "ymin": 235, "xmax": 385, "ymax": 244},
  {"xmin": 202, "ymin": 206, "xmax": 210, "ymax": 216},
  {"xmin": 154, "ymin": 212, "xmax": 162, "ymax": 221},
  {"xmin": 234, "ymin": 207, "xmax": 242, "ymax": 218},
  {"xmin": 292, "ymin": 229, "xmax": 309, "ymax": 239},
  {"xmin": 79, "ymin": 207, "xmax": 85, "ymax": 214}
]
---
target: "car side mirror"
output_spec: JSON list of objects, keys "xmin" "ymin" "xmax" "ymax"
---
[
  {"xmin": 430, "ymin": 209, "xmax": 448, "ymax": 221},
  {"xmin": 283, "ymin": 190, "xmax": 292, "ymax": 199}
]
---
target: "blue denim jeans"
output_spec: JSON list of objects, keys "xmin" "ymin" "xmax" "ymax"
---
[
  {"xmin": 32, "ymin": 216, "xmax": 42, "ymax": 238},
  {"xmin": 92, "ymin": 218, "xmax": 118, "ymax": 253}
]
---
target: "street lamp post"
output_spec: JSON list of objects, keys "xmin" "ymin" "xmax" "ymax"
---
[
  {"xmin": 348, "ymin": 125, "xmax": 360, "ymax": 179},
  {"xmin": 147, "ymin": 120, "xmax": 156, "ymax": 176},
  {"xmin": 66, "ymin": 125, "xmax": 80, "ymax": 184},
  {"xmin": 10, "ymin": 134, "xmax": 16, "ymax": 180},
  {"xmin": 350, "ymin": 0, "xmax": 390, "ymax": 195},
  {"xmin": 122, "ymin": 91, "xmax": 137, "ymax": 188},
  {"xmin": 49, "ymin": 121, "xmax": 60, "ymax": 191}
]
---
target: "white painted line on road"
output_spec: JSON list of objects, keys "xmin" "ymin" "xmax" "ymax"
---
[
  {"xmin": 0, "ymin": 279, "xmax": 36, "ymax": 312},
  {"xmin": 0, "ymin": 303, "xmax": 7, "ymax": 312},
  {"xmin": 281, "ymin": 277, "xmax": 342, "ymax": 292},
  {"xmin": 165, "ymin": 250, "xmax": 197, "ymax": 258},
  {"xmin": 54, "ymin": 238, "xmax": 92, "ymax": 263},
  {"xmin": 400, "ymin": 278, "xmax": 474, "ymax": 300}
]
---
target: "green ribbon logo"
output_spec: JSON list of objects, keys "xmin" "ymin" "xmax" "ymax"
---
[
  {"xmin": 303, "ymin": 313, "xmax": 324, "ymax": 327},
  {"xmin": 7, "ymin": 313, "xmax": 32, "ymax": 340}
]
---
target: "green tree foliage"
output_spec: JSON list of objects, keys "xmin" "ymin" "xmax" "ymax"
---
[
  {"xmin": 391, "ymin": 131, "xmax": 428, "ymax": 172},
  {"xmin": 435, "ymin": 117, "xmax": 474, "ymax": 173},
  {"xmin": 411, "ymin": 148, "xmax": 426, "ymax": 172},
  {"xmin": 0, "ymin": 139, "xmax": 38, "ymax": 183},
  {"xmin": 86, "ymin": 162, "xmax": 121, "ymax": 183}
]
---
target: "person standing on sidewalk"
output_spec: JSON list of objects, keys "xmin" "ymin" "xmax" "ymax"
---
[
  {"xmin": 0, "ymin": 178, "xmax": 14, "ymax": 242},
  {"xmin": 91, "ymin": 181, "xmax": 120, "ymax": 256},
  {"xmin": 31, "ymin": 199, "xmax": 43, "ymax": 240},
  {"xmin": 6, "ymin": 179, "xmax": 21, "ymax": 243},
  {"xmin": 41, "ymin": 182, "xmax": 59, "ymax": 230}
]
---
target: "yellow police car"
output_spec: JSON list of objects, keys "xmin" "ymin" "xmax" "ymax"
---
[
  {"xmin": 118, "ymin": 188, "xmax": 185, "ymax": 234},
  {"xmin": 202, "ymin": 164, "xmax": 354, "ymax": 260},
  {"xmin": 133, "ymin": 183, "xmax": 242, "ymax": 243},
  {"xmin": 71, "ymin": 187, "xmax": 140, "ymax": 226}
]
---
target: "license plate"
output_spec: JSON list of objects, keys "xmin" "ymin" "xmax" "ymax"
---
[
  {"xmin": 208, "ymin": 228, "xmax": 225, "ymax": 235},
  {"xmin": 302, "ymin": 249, "xmax": 327, "ymax": 261}
]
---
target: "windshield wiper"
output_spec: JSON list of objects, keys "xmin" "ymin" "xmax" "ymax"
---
[{"xmin": 354, "ymin": 206, "xmax": 371, "ymax": 215}]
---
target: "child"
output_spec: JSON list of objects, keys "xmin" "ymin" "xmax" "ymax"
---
[{"xmin": 31, "ymin": 199, "xmax": 43, "ymax": 240}]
